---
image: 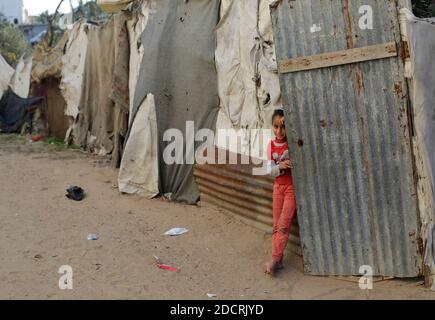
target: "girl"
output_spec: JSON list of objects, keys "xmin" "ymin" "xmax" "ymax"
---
[{"xmin": 264, "ymin": 109, "xmax": 297, "ymax": 277}]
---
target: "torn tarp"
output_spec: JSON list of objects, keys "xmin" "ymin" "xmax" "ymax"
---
[
  {"xmin": 118, "ymin": 94, "xmax": 159, "ymax": 198},
  {"xmin": 216, "ymin": 0, "xmax": 282, "ymax": 130},
  {"xmin": 61, "ymin": 21, "xmax": 89, "ymax": 122},
  {"xmin": 31, "ymin": 32, "xmax": 70, "ymax": 84},
  {"xmin": 73, "ymin": 14, "xmax": 130, "ymax": 167},
  {"xmin": 0, "ymin": 89, "xmax": 43, "ymax": 133},
  {"xmin": 214, "ymin": 0, "xmax": 282, "ymax": 158},
  {"xmin": 131, "ymin": 0, "xmax": 220, "ymax": 204}
]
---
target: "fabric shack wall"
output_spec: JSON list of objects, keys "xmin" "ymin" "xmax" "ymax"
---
[
  {"xmin": 215, "ymin": 0, "xmax": 282, "ymax": 156},
  {"xmin": 403, "ymin": 10, "xmax": 435, "ymax": 288},
  {"xmin": 60, "ymin": 21, "xmax": 89, "ymax": 141},
  {"xmin": 126, "ymin": 0, "xmax": 149, "ymax": 122},
  {"xmin": 131, "ymin": 0, "xmax": 220, "ymax": 204},
  {"xmin": 72, "ymin": 14, "xmax": 130, "ymax": 167},
  {"xmin": 118, "ymin": 1, "xmax": 159, "ymax": 197}
]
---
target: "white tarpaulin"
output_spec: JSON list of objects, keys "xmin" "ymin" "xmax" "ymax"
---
[
  {"xmin": 61, "ymin": 21, "xmax": 89, "ymax": 121},
  {"xmin": 118, "ymin": 94, "xmax": 159, "ymax": 198},
  {"xmin": 0, "ymin": 54, "xmax": 14, "ymax": 99},
  {"xmin": 126, "ymin": 0, "xmax": 149, "ymax": 124},
  {"xmin": 9, "ymin": 55, "xmax": 32, "ymax": 99},
  {"xmin": 215, "ymin": 0, "xmax": 280, "ymax": 157},
  {"xmin": 402, "ymin": 9, "xmax": 435, "ymax": 289},
  {"xmin": 118, "ymin": 0, "xmax": 159, "ymax": 197}
]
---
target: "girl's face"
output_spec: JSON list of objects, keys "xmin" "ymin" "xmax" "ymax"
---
[{"xmin": 273, "ymin": 116, "xmax": 286, "ymax": 140}]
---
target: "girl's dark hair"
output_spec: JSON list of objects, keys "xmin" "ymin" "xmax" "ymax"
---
[{"xmin": 272, "ymin": 109, "xmax": 285, "ymax": 124}]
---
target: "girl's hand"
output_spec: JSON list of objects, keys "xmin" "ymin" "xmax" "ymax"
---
[{"xmin": 279, "ymin": 160, "xmax": 292, "ymax": 170}]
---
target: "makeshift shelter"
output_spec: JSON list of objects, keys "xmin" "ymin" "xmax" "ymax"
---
[
  {"xmin": 60, "ymin": 21, "xmax": 89, "ymax": 139},
  {"xmin": 21, "ymin": 0, "xmax": 433, "ymax": 284},
  {"xmin": 125, "ymin": 0, "xmax": 149, "ymax": 121},
  {"xmin": 130, "ymin": 0, "xmax": 220, "ymax": 204},
  {"xmin": 31, "ymin": 78, "xmax": 69, "ymax": 139},
  {"xmin": 118, "ymin": 0, "xmax": 159, "ymax": 197},
  {"xmin": 72, "ymin": 14, "xmax": 130, "ymax": 167},
  {"xmin": 118, "ymin": 94, "xmax": 159, "ymax": 198},
  {"xmin": 31, "ymin": 33, "xmax": 71, "ymax": 140}
]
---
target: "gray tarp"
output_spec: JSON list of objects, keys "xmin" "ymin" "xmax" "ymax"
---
[{"xmin": 131, "ymin": 0, "xmax": 220, "ymax": 204}]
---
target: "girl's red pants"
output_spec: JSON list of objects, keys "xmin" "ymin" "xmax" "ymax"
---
[{"xmin": 272, "ymin": 183, "xmax": 297, "ymax": 263}]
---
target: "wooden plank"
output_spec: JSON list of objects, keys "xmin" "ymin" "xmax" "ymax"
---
[{"xmin": 278, "ymin": 42, "xmax": 398, "ymax": 74}]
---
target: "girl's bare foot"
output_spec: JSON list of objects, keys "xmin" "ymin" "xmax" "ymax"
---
[{"xmin": 264, "ymin": 260, "xmax": 279, "ymax": 277}]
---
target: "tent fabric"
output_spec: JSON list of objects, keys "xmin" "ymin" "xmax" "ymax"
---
[
  {"xmin": 73, "ymin": 15, "xmax": 130, "ymax": 167},
  {"xmin": 404, "ymin": 10, "xmax": 435, "ymax": 289},
  {"xmin": 0, "ymin": 89, "xmax": 43, "ymax": 133},
  {"xmin": 215, "ymin": 0, "xmax": 281, "ymax": 156},
  {"xmin": 60, "ymin": 21, "xmax": 89, "ymax": 125},
  {"xmin": 215, "ymin": 0, "xmax": 282, "ymax": 128},
  {"xmin": 126, "ymin": 0, "xmax": 149, "ymax": 123},
  {"xmin": 9, "ymin": 55, "xmax": 33, "ymax": 99},
  {"xmin": 118, "ymin": 94, "xmax": 159, "ymax": 198},
  {"xmin": 118, "ymin": 0, "xmax": 159, "ymax": 197},
  {"xmin": 0, "ymin": 54, "xmax": 14, "ymax": 99},
  {"xmin": 97, "ymin": 0, "xmax": 134, "ymax": 13},
  {"xmin": 131, "ymin": 0, "xmax": 220, "ymax": 204},
  {"xmin": 31, "ymin": 32, "xmax": 70, "ymax": 84}
]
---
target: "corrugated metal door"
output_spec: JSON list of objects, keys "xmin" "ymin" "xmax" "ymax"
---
[{"xmin": 270, "ymin": 0, "xmax": 422, "ymax": 277}]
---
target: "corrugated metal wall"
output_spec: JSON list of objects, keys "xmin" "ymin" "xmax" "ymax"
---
[
  {"xmin": 194, "ymin": 147, "xmax": 302, "ymax": 256},
  {"xmin": 270, "ymin": 0, "xmax": 422, "ymax": 277}
]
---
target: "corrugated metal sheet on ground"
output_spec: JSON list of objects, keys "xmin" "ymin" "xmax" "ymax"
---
[
  {"xmin": 194, "ymin": 146, "xmax": 302, "ymax": 256},
  {"xmin": 270, "ymin": 0, "xmax": 422, "ymax": 277}
]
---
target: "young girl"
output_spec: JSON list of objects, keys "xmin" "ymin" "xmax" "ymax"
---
[{"xmin": 264, "ymin": 109, "xmax": 297, "ymax": 277}]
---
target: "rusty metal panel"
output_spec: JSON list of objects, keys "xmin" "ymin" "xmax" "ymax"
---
[
  {"xmin": 270, "ymin": 0, "xmax": 422, "ymax": 277},
  {"xmin": 194, "ymin": 147, "xmax": 302, "ymax": 256}
]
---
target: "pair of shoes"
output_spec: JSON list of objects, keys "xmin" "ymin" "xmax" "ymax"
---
[{"xmin": 66, "ymin": 186, "xmax": 86, "ymax": 201}]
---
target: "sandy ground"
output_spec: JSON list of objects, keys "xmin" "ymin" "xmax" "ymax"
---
[{"xmin": 0, "ymin": 134, "xmax": 434, "ymax": 300}]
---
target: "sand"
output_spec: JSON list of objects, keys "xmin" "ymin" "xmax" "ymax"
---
[{"xmin": 0, "ymin": 134, "xmax": 434, "ymax": 300}]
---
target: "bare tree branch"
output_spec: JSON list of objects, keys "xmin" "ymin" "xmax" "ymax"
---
[{"xmin": 46, "ymin": 0, "xmax": 65, "ymax": 47}]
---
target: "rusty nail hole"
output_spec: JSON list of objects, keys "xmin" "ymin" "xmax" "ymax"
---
[{"xmin": 297, "ymin": 139, "xmax": 304, "ymax": 147}]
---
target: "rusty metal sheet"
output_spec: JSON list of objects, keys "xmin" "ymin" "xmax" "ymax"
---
[
  {"xmin": 194, "ymin": 147, "xmax": 302, "ymax": 256},
  {"xmin": 270, "ymin": 0, "xmax": 422, "ymax": 277}
]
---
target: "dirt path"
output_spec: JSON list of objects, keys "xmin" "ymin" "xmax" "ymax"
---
[{"xmin": 0, "ymin": 134, "xmax": 434, "ymax": 300}]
